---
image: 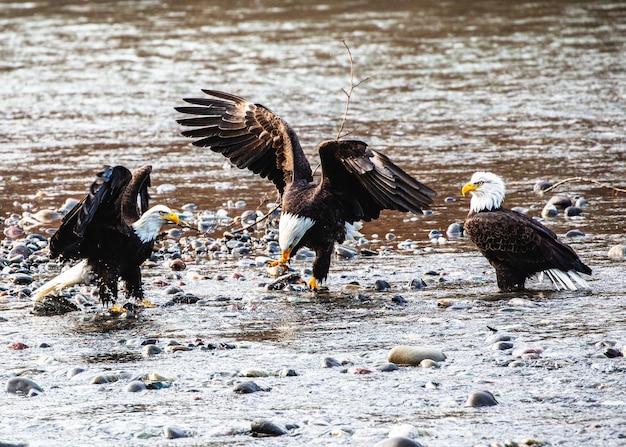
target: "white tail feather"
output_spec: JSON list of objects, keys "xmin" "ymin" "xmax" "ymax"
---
[
  {"xmin": 568, "ymin": 270, "xmax": 591, "ymax": 290},
  {"xmin": 542, "ymin": 268, "xmax": 589, "ymax": 291},
  {"xmin": 32, "ymin": 260, "xmax": 91, "ymax": 302}
]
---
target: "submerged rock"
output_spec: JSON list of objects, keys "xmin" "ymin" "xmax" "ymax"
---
[
  {"xmin": 374, "ymin": 436, "xmax": 424, "ymax": 447},
  {"xmin": 608, "ymin": 244, "xmax": 626, "ymax": 261},
  {"xmin": 465, "ymin": 390, "xmax": 498, "ymax": 407},
  {"xmin": 6, "ymin": 377, "xmax": 44, "ymax": 395},
  {"xmin": 251, "ymin": 418, "xmax": 288, "ymax": 437}
]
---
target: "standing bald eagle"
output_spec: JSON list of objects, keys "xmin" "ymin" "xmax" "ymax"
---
[
  {"xmin": 461, "ymin": 171, "xmax": 591, "ymax": 292},
  {"xmin": 175, "ymin": 89, "xmax": 437, "ymax": 289},
  {"xmin": 33, "ymin": 165, "xmax": 180, "ymax": 308}
]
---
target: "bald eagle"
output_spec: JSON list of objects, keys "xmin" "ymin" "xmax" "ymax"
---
[
  {"xmin": 33, "ymin": 165, "xmax": 180, "ymax": 308},
  {"xmin": 461, "ymin": 171, "xmax": 591, "ymax": 292},
  {"xmin": 175, "ymin": 89, "xmax": 437, "ymax": 289}
]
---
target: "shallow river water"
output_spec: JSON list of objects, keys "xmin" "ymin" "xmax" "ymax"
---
[{"xmin": 1, "ymin": 1, "xmax": 626, "ymax": 446}]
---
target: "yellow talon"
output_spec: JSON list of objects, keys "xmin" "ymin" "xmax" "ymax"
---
[
  {"xmin": 138, "ymin": 299, "xmax": 156, "ymax": 308},
  {"xmin": 308, "ymin": 276, "xmax": 320, "ymax": 291}
]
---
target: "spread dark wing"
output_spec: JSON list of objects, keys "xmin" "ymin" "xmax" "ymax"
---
[
  {"xmin": 175, "ymin": 89, "xmax": 312, "ymax": 195},
  {"xmin": 465, "ymin": 208, "xmax": 591, "ymax": 274},
  {"xmin": 121, "ymin": 165, "xmax": 152, "ymax": 225},
  {"xmin": 318, "ymin": 140, "xmax": 437, "ymax": 222},
  {"xmin": 50, "ymin": 166, "xmax": 132, "ymax": 258}
]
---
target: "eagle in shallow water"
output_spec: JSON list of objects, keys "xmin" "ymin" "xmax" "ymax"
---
[
  {"xmin": 175, "ymin": 89, "xmax": 437, "ymax": 289},
  {"xmin": 33, "ymin": 165, "xmax": 180, "ymax": 308},
  {"xmin": 461, "ymin": 171, "xmax": 591, "ymax": 292}
]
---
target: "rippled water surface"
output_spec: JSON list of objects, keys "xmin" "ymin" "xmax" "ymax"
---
[{"xmin": 1, "ymin": 1, "xmax": 626, "ymax": 446}]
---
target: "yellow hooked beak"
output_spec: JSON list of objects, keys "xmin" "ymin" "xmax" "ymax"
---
[
  {"xmin": 461, "ymin": 182, "xmax": 478, "ymax": 197},
  {"xmin": 162, "ymin": 211, "xmax": 180, "ymax": 225}
]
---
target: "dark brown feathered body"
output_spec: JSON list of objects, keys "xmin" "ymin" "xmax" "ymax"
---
[
  {"xmin": 50, "ymin": 165, "xmax": 154, "ymax": 305},
  {"xmin": 176, "ymin": 89, "xmax": 437, "ymax": 288},
  {"xmin": 463, "ymin": 207, "xmax": 592, "ymax": 291}
]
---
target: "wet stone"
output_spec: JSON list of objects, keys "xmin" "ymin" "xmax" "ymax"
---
[
  {"xmin": 387, "ymin": 346, "xmax": 446, "ymax": 366},
  {"xmin": 607, "ymin": 244, "xmax": 626, "ymax": 261},
  {"xmin": 67, "ymin": 367, "xmax": 85, "ymax": 378},
  {"xmin": 163, "ymin": 425, "xmax": 191, "ymax": 439},
  {"xmin": 492, "ymin": 341, "xmax": 514, "ymax": 351},
  {"xmin": 446, "ymin": 222, "xmax": 463, "ymax": 237},
  {"xmin": 564, "ymin": 206, "xmax": 583, "ymax": 216},
  {"xmin": 374, "ymin": 436, "xmax": 424, "ymax": 447},
  {"xmin": 392, "ymin": 295, "xmax": 407, "ymax": 304},
  {"xmin": 240, "ymin": 368, "xmax": 269, "ymax": 378},
  {"xmin": 604, "ymin": 347, "xmax": 623, "ymax": 358},
  {"xmin": 335, "ymin": 245, "xmax": 357, "ymax": 259},
  {"xmin": 321, "ymin": 357, "xmax": 342, "ymax": 368},
  {"xmin": 278, "ymin": 368, "xmax": 298, "ymax": 377},
  {"xmin": 375, "ymin": 362, "xmax": 399, "ymax": 372},
  {"xmin": 6, "ymin": 377, "xmax": 44, "ymax": 395},
  {"xmin": 465, "ymin": 390, "xmax": 498, "ymax": 407},
  {"xmin": 142, "ymin": 345, "xmax": 162, "ymax": 357},
  {"xmin": 428, "ymin": 230, "xmax": 442, "ymax": 239},
  {"xmin": 9, "ymin": 273, "xmax": 33, "ymax": 285},
  {"xmin": 533, "ymin": 180, "xmax": 552, "ymax": 193},
  {"xmin": 565, "ymin": 229, "xmax": 585, "ymax": 237},
  {"xmin": 125, "ymin": 380, "xmax": 147, "ymax": 392},
  {"xmin": 409, "ymin": 278, "xmax": 426, "ymax": 290},
  {"xmin": 375, "ymin": 279, "xmax": 391, "ymax": 292},
  {"xmin": 233, "ymin": 381, "xmax": 263, "ymax": 394},
  {"xmin": 548, "ymin": 195, "xmax": 572, "ymax": 209},
  {"xmin": 541, "ymin": 204, "xmax": 558, "ymax": 218},
  {"xmin": 251, "ymin": 418, "xmax": 288, "ymax": 437}
]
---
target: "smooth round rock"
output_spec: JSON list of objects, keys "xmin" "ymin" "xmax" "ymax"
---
[
  {"xmin": 564, "ymin": 206, "xmax": 583, "ymax": 216},
  {"xmin": 533, "ymin": 180, "xmax": 552, "ymax": 193},
  {"xmin": 387, "ymin": 346, "xmax": 446, "ymax": 366},
  {"xmin": 492, "ymin": 341, "xmax": 514, "ymax": 351},
  {"xmin": 541, "ymin": 204, "xmax": 558, "ymax": 218},
  {"xmin": 419, "ymin": 359, "xmax": 439, "ymax": 368},
  {"xmin": 142, "ymin": 345, "xmax": 162, "ymax": 357},
  {"xmin": 446, "ymin": 222, "xmax": 463, "ymax": 237},
  {"xmin": 6, "ymin": 377, "xmax": 44, "ymax": 395},
  {"xmin": 251, "ymin": 418, "xmax": 288, "ymax": 437},
  {"xmin": 465, "ymin": 390, "xmax": 498, "ymax": 407},
  {"xmin": 608, "ymin": 245, "xmax": 626, "ymax": 261},
  {"xmin": 565, "ymin": 229, "xmax": 585, "ymax": 238},
  {"xmin": 233, "ymin": 381, "xmax": 262, "ymax": 394},
  {"xmin": 409, "ymin": 278, "xmax": 426, "ymax": 290},
  {"xmin": 548, "ymin": 195, "xmax": 572, "ymax": 210},
  {"xmin": 163, "ymin": 425, "xmax": 190, "ymax": 439},
  {"xmin": 125, "ymin": 381, "xmax": 147, "ymax": 392},
  {"xmin": 374, "ymin": 436, "xmax": 424, "ymax": 447},
  {"xmin": 321, "ymin": 357, "xmax": 342, "ymax": 368}
]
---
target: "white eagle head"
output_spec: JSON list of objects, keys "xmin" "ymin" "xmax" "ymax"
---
[
  {"xmin": 132, "ymin": 205, "xmax": 180, "ymax": 243},
  {"xmin": 461, "ymin": 171, "xmax": 506, "ymax": 213}
]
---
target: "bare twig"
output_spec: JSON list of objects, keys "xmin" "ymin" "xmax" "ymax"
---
[
  {"xmin": 542, "ymin": 176, "xmax": 626, "ymax": 195},
  {"xmin": 336, "ymin": 39, "xmax": 370, "ymax": 140},
  {"xmin": 230, "ymin": 202, "xmax": 281, "ymax": 234}
]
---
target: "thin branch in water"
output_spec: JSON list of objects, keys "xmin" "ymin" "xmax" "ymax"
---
[
  {"xmin": 336, "ymin": 39, "xmax": 370, "ymax": 140},
  {"xmin": 541, "ymin": 176, "xmax": 626, "ymax": 195}
]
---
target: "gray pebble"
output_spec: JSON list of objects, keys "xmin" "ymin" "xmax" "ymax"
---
[
  {"xmin": 375, "ymin": 279, "xmax": 391, "ymax": 292},
  {"xmin": 428, "ymin": 230, "xmax": 442, "ymax": 239},
  {"xmin": 492, "ymin": 341, "xmax": 514, "ymax": 351},
  {"xmin": 374, "ymin": 436, "xmax": 424, "ymax": 447},
  {"xmin": 233, "ymin": 381, "xmax": 262, "ymax": 394},
  {"xmin": 564, "ymin": 206, "xmax": 583, "ymax": 216},
  {"xmin": 446, "ymin": 222, "xmax": 463, "ymax": 237},
  {"xmin": 465, "ymin": 390, "xmax": 498, "ymax": 407},
  {"xmin": 541, "ymin": 204, "xmax": 558, "ymax": 218},
  {"xmin": 485, "ymin": 333, "xmax": 513, "ymax": 344},
  {"xmin": 163, "ymin": 425, "xmax": 191, "ymax": 439},
  {"xmin": 142, "ymin": 345, "xmax": 162, "ymax": 357},
  {"xmin": 548, "ymin": 195, "xmax": 572, "ymax": 210},
  {"xmin": 6, "ymin": 377, "xmax": 44, "ymax": 395},
  {"xmin": 9, "ymin": 273, "xmax": 34, "ymax": 285},
  {"xmin": 251, "ymin": 418, "xmax": 288, "ymax": 437},
  {"xmin": 125, "ymin": 380, "xmax": 147, "ymax": 392},
  {"xmin": 533, "ymin": 180, "xmax": 552, "ymax": 193},
  {"xmin": 278, "ymin": 368, "xmax": 298, "ymax": 377},
  {"xmin": 565, "ymin": 229, "xmax": 585, "ymax": 237},
  {"xmin": 335, "ymin": 245, "xmax": 357, "ymax": 259},
  {"xmin": 375, "ymin": 362, "xmax": 399, "ymax": 372},
  {"xmin": 321, "ymin": 357, "xmax": 342, "ymax": 368},
  {"xmin": 608, "ymin": 245, "xmax": 626, "ymax": 261},
  {"xmin": 387, "ymin": 345, "xmax": 446, "ymax": 366},
  {"xmin": 408, "ymin": 278, "xmax": 426, "ymax": 290},
  {"xmin": 67, "ymin": 367, "xmax": 86, "ymax": 378}
]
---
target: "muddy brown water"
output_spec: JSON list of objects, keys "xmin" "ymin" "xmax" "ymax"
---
[{"xmin": 1, "ymin": 1, "xmax": 626, "ymax": 446}]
